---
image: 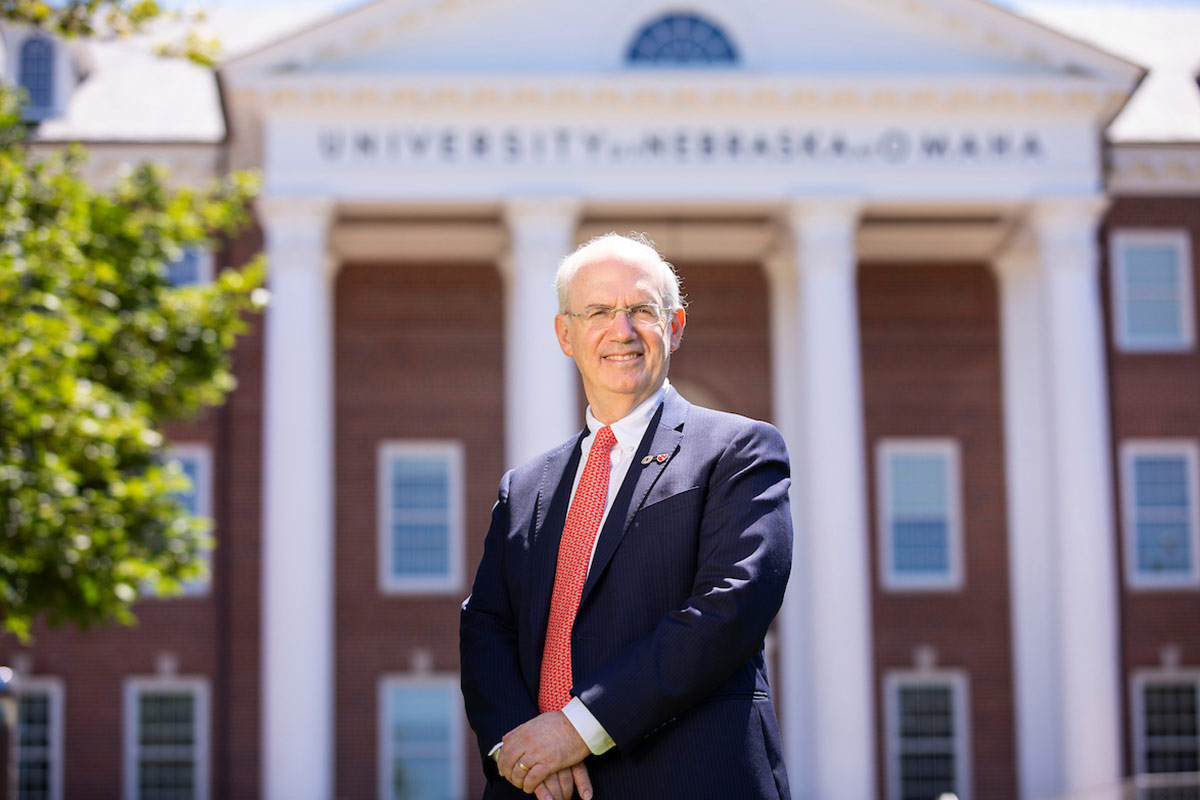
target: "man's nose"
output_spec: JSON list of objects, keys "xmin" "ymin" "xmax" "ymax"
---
[{"xmin": 608, "ymin": 309, "xmax": 637, "ymax": 338}]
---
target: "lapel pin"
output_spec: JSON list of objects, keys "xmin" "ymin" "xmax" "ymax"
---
[{"xmin": 641, "ymin": 453, "xmax": 672, "ymax": 466}]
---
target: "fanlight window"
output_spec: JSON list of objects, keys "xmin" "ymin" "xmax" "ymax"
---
[{"xmin": 626, "ymin": 13, "xmax": 738, "ymax": 65}]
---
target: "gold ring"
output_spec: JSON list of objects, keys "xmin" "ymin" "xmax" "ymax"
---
[{"xmin": 518, "ymin": 761, "xmax": 529, "ymax": 772}]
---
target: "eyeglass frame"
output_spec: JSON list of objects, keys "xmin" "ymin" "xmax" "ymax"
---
[{"xmin": 564, "ymin": 303, "xmax": 675, "ymax": 329}]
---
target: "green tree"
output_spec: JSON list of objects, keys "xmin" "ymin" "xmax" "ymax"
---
[
  {"xmin": 0, "ymin": 31, "xmax": 264, "ymax": 639},
  {"xmin": 3, "ymin": 1, "xmax": 220, "ymax": 65}
]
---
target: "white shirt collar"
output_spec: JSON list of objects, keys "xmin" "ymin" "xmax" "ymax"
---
[{"xmin": 584, "ymin": 380, "xmax": 672, "ymax": 451}]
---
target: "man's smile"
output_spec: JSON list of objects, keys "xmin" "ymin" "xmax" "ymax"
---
[{"xmin": 604, "ymin": 353, "xmax": 643, "ymax": 362}]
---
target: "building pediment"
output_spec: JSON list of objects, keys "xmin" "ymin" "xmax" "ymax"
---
[{"xmin": 224, "ymin": 0, "xmax": 1141, "ymax": 87}]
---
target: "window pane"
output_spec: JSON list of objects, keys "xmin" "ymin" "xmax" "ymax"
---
[
  {"xmin": 171, "ymin": 456, "xmax": 200, "ymax": 516},
  {"xmin": 19, "ymin": 39, "xmax": 54, "ymax": 109},
  {"xmin": 393, "ymin": 458, "xmax": 450, "ymax": 511},
  {"xmin": 139, "ymin": 693, "xmax": 195, "ymax": 747},
  {"xmin": 890, "ymin": 455, "xmax": 947, "ymax": 514},
  {"xmin": 626, "ymin": 13, "xmax": 738, "ymax": 65},
  {"xmin": 1124, "ymin": 243, "xmax": 1184, "ymax": 343},
  {"xmin": 390, "ymin": 454, "xmax": 452, "ymax": 580},
  {"xmin": 1133, "ymin": 456, "xmax": 1194, "ymax": 576},
  {"xmin": 17, "ymin": 692, "xmax": 52, "ymax": 800},
  {"xmin": 389, "ymin": 686, "xmax": 454, "ymax": 800},
  {"xmin": 166, "ymin": 249, "xmax": 201, "ymax": 287},
  {"xmin": 897, "ymin": 685, "xmax": 959, "ymax": 800},
  {"xmin": 893, "ymin": 520, "xmax": 950, "ymax": 573},
  {"xmin": 888, "ymin": 452, "xmax": 952, "ymax": 578},
  {"xmin": 900, "ymin": 754, "xmax": 956, "ymax": 800},
  {"xmin": 137, "ymin": 691, "xmax": 197, "ymax": 800},
  {"xmin": 18, "ymin": 695, "xmax": 49, "ymax": 748},
  {"xmin": 1144, "ymin": 683, "xmax": 1200, "ymax": 775},
  {"xmin": 899, "ymin": 687, "xmax": 955, "ymax": 739},
  {"xmin": 139, "ymin": 761, "xmax": 195, "ymax": 800}
]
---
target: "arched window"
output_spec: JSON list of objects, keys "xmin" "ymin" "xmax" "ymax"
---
[
  {"xmin": 19, "ymin": 37, "xmax": 55, "ymax": 109},
  {"xmin": 626, "ymin": 12, "xmax": 738, "ymax": 66}
]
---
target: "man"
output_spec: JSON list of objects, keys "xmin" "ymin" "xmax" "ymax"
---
[{"xmin": 460, "ymin": 233, "xmax": 792, "ymax": 800}]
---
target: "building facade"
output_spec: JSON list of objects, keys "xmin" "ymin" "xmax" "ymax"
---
[{"xmin": 3, "ymin": 0, "xmax": 1200, "ymax": 798}]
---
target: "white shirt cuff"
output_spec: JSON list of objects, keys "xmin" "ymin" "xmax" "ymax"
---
[
  {"xmin": 488, "ymin": 741, "xmax": 502, "ymax": 760},
  {"xmin": 562, "ymin": 696, "xmax": 615, "ymax": 755}
]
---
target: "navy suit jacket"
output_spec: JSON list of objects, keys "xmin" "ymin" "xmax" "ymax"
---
[{"xmin": 460, "ymin": 391, "xmax": 793, "ymax": 799}]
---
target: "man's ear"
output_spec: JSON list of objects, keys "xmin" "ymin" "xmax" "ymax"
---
[
  {"xmin": 555, "ymin": 314, "xmax": 574, "ymax": 357},
  {"xmin": 668, "ymin": 307, "xmax": 686, "ymax": 351}
]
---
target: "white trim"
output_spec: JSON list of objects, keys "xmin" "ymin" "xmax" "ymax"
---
[
  {"xmin": 1130, "ymin": 668, "xmax": 1200, "ymax": 776},
  {"xmin": 12, "ymin": 675, "xmax": 65, "ymax": 800},
  {"xmin": 1110, "ymin": 230, "xmax": 1195, "ymax": 353},
  {"xmin": 166, "ymin": 443, "xmax": 214, "ymax": 598},
  {"xmin": 123, "ymin": 676, "xmax": 211, "ymax": 800},
  {"xmin": 884, "ymin": 669, "xmax": 973, "ymax": 800},
  {"xmin": 376, "ymin": 674, "xmax": 465, "ymax": 800},
  {"xmin": 377, "ymin": 440, "xmax": 465, "ymax": 595},
  {"xmin": 1120, "ymin": 440, "xmax": 1200, "ymax": 590},
  {"xmin": 877, "ymin": 438, "xmax": 964, "ymax": 592}
]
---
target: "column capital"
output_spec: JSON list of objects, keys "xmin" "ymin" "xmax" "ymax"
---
[
  {"xmin": 500, "ymin": 196, "xmax": 581, "ymax": 283},
  {"xmin": 255, "ymin": 194, "xmax": 334, "ymax": 231},
  {"xmin": 781, "ymin": 197, "xmax": 863, "ymax": 277},
  {"xmin": 784, "ymin": 197, "xmax": 865, "ymax": 229},
  {"xmin": 991, "ymin": 227, "xmax": 1038, "ymax": 282},
  {"xmin": 1028, "ymin": 195, "xmax": 1109, "ymax": 241},
  {"xmin": 1028, "ymin": 195, "xmax": 1108, "ymax": 278},
  {"xmin": 503, "ymin": 196, "xmax": 581, "ymax": 242}
]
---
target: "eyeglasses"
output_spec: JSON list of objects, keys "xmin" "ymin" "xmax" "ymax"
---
[{"xmin": 568, "ymin": 304, "xmax": 669, "ymax": 330}]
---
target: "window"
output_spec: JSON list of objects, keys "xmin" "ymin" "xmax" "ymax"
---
[
  {"xmin": 124, "ymin": 678, "xmax": 209, "ymax": 800},
  {"xmin": 1132, "ymin": 671, "xmax": 1200, "ymax": 777},
  {"xmin": 1121, "ymin": 441, "xmax": 1199, "ymax": 589},
  {"xmin": 16, "ymin": 678, "xmax": 64, "ymax": 800},
  {"xmin": 166, "ymin": 444, "xmax": 213, "ymax": 596},
  {"xmin": 626, "ymin": 13, "xmax": 739, "ymax": 65},
  {"xmin": 885, "ymin": 672, "xmax": 972, "ymax": 800},
  {"xmin": 378, "ymin": 677, "xmax": 464, "ymax": 800},
  {"xmin": 1111, "ymin": 230, "xmax": 1195, "ymax": 352},
  {"xmin": 378, "ymin": 442, "xmax": 464, "ymax": 594},
  {"xmin": 877, "ymin": 439, "xmax": 963, "ymax": 590},
  {"xmin": 165, "ymin": 248, "xmax": 213, "ymax": 287},
  {"xmin": 18, "ymin": 37, "xmax": 55, "ymax": 112}
]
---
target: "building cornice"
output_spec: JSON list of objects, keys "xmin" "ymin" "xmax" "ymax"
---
[
  {"xmin": 1108, "ymin": 143, "xmax": 1200, "ymax": 196},
  {"xmin": 227, "ymin": 74, "xmax": 1126, "ymax": 118}
]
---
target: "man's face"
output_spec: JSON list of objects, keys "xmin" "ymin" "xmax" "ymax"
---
[{"xmin": 554, "ymin": 251, "xmax": 686, "ymax": 422}]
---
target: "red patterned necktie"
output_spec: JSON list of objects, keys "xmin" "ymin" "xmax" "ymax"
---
[{"xmin": 538, "ymin": 425, "xmax": 617, "ymax": 713}]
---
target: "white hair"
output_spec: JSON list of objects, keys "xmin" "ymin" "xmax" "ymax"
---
[{"xmin": 553, "ymin": 232, "xmax": 684, "ymax": 314}]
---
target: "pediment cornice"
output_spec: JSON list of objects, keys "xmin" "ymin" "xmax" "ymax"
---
[
  {"xmin": 229, "ymin": 73, "xmax": 1127, "ymax": 120},
  {"xmin": 222, "ymin": 0, "xmax": 1143, "ymax": 92}
]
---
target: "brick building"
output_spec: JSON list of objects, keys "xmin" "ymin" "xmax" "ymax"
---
[{"xmin": 2, "ymin": 0, "xmax": 1199, "ymax": 799}]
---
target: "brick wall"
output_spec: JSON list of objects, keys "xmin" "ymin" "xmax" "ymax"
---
[
  {"xmin": 1103, "ymin": 196, "xmax": 1200, "ymax": 774},
  {"xmin": 859, "ymin": 262, "xmax": 1015, "ymax": 800},
  {"xmin": 333, "ymin": 261, "xmax": 504, "ymax": 800}
]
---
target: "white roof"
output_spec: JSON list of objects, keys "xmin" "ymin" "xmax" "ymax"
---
[
  {"xmin": 29, "ymin": 4, "xmax": 336, "ymax": 142},
  {"xmin": 1012, "ymin": 0, "xmax": 1200, "ymax": 143},
  {"xmin": 25, "ymin": 0, "xmax": 1200, "ymax": 145}
]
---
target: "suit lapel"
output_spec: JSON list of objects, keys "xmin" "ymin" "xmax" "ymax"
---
[{"xmin": 579, "ymin": 393, "xmax": 689, "ymax": 607}]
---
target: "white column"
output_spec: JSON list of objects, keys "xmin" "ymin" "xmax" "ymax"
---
[
  {"xmin": 993, "ymin": 240, "xmax": 1064, "ymax": 800},
  {"xmin": 1032, "ymin": 198, "xmax": 1122, "ymax": 794},
  {"xmin": 763, "ymin": 250, "xmax": 812, "ymax": 795},
  {"xmin": 501, "ymin": 198, "xmax": 580, "ymax": 468},
  {"xmin": 258, "ymin": 195, "xmax": 336, "ymax": 800},
  {"xmin": 783, "ymin": 200, "xmax": 875, "ymax": 800}
]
